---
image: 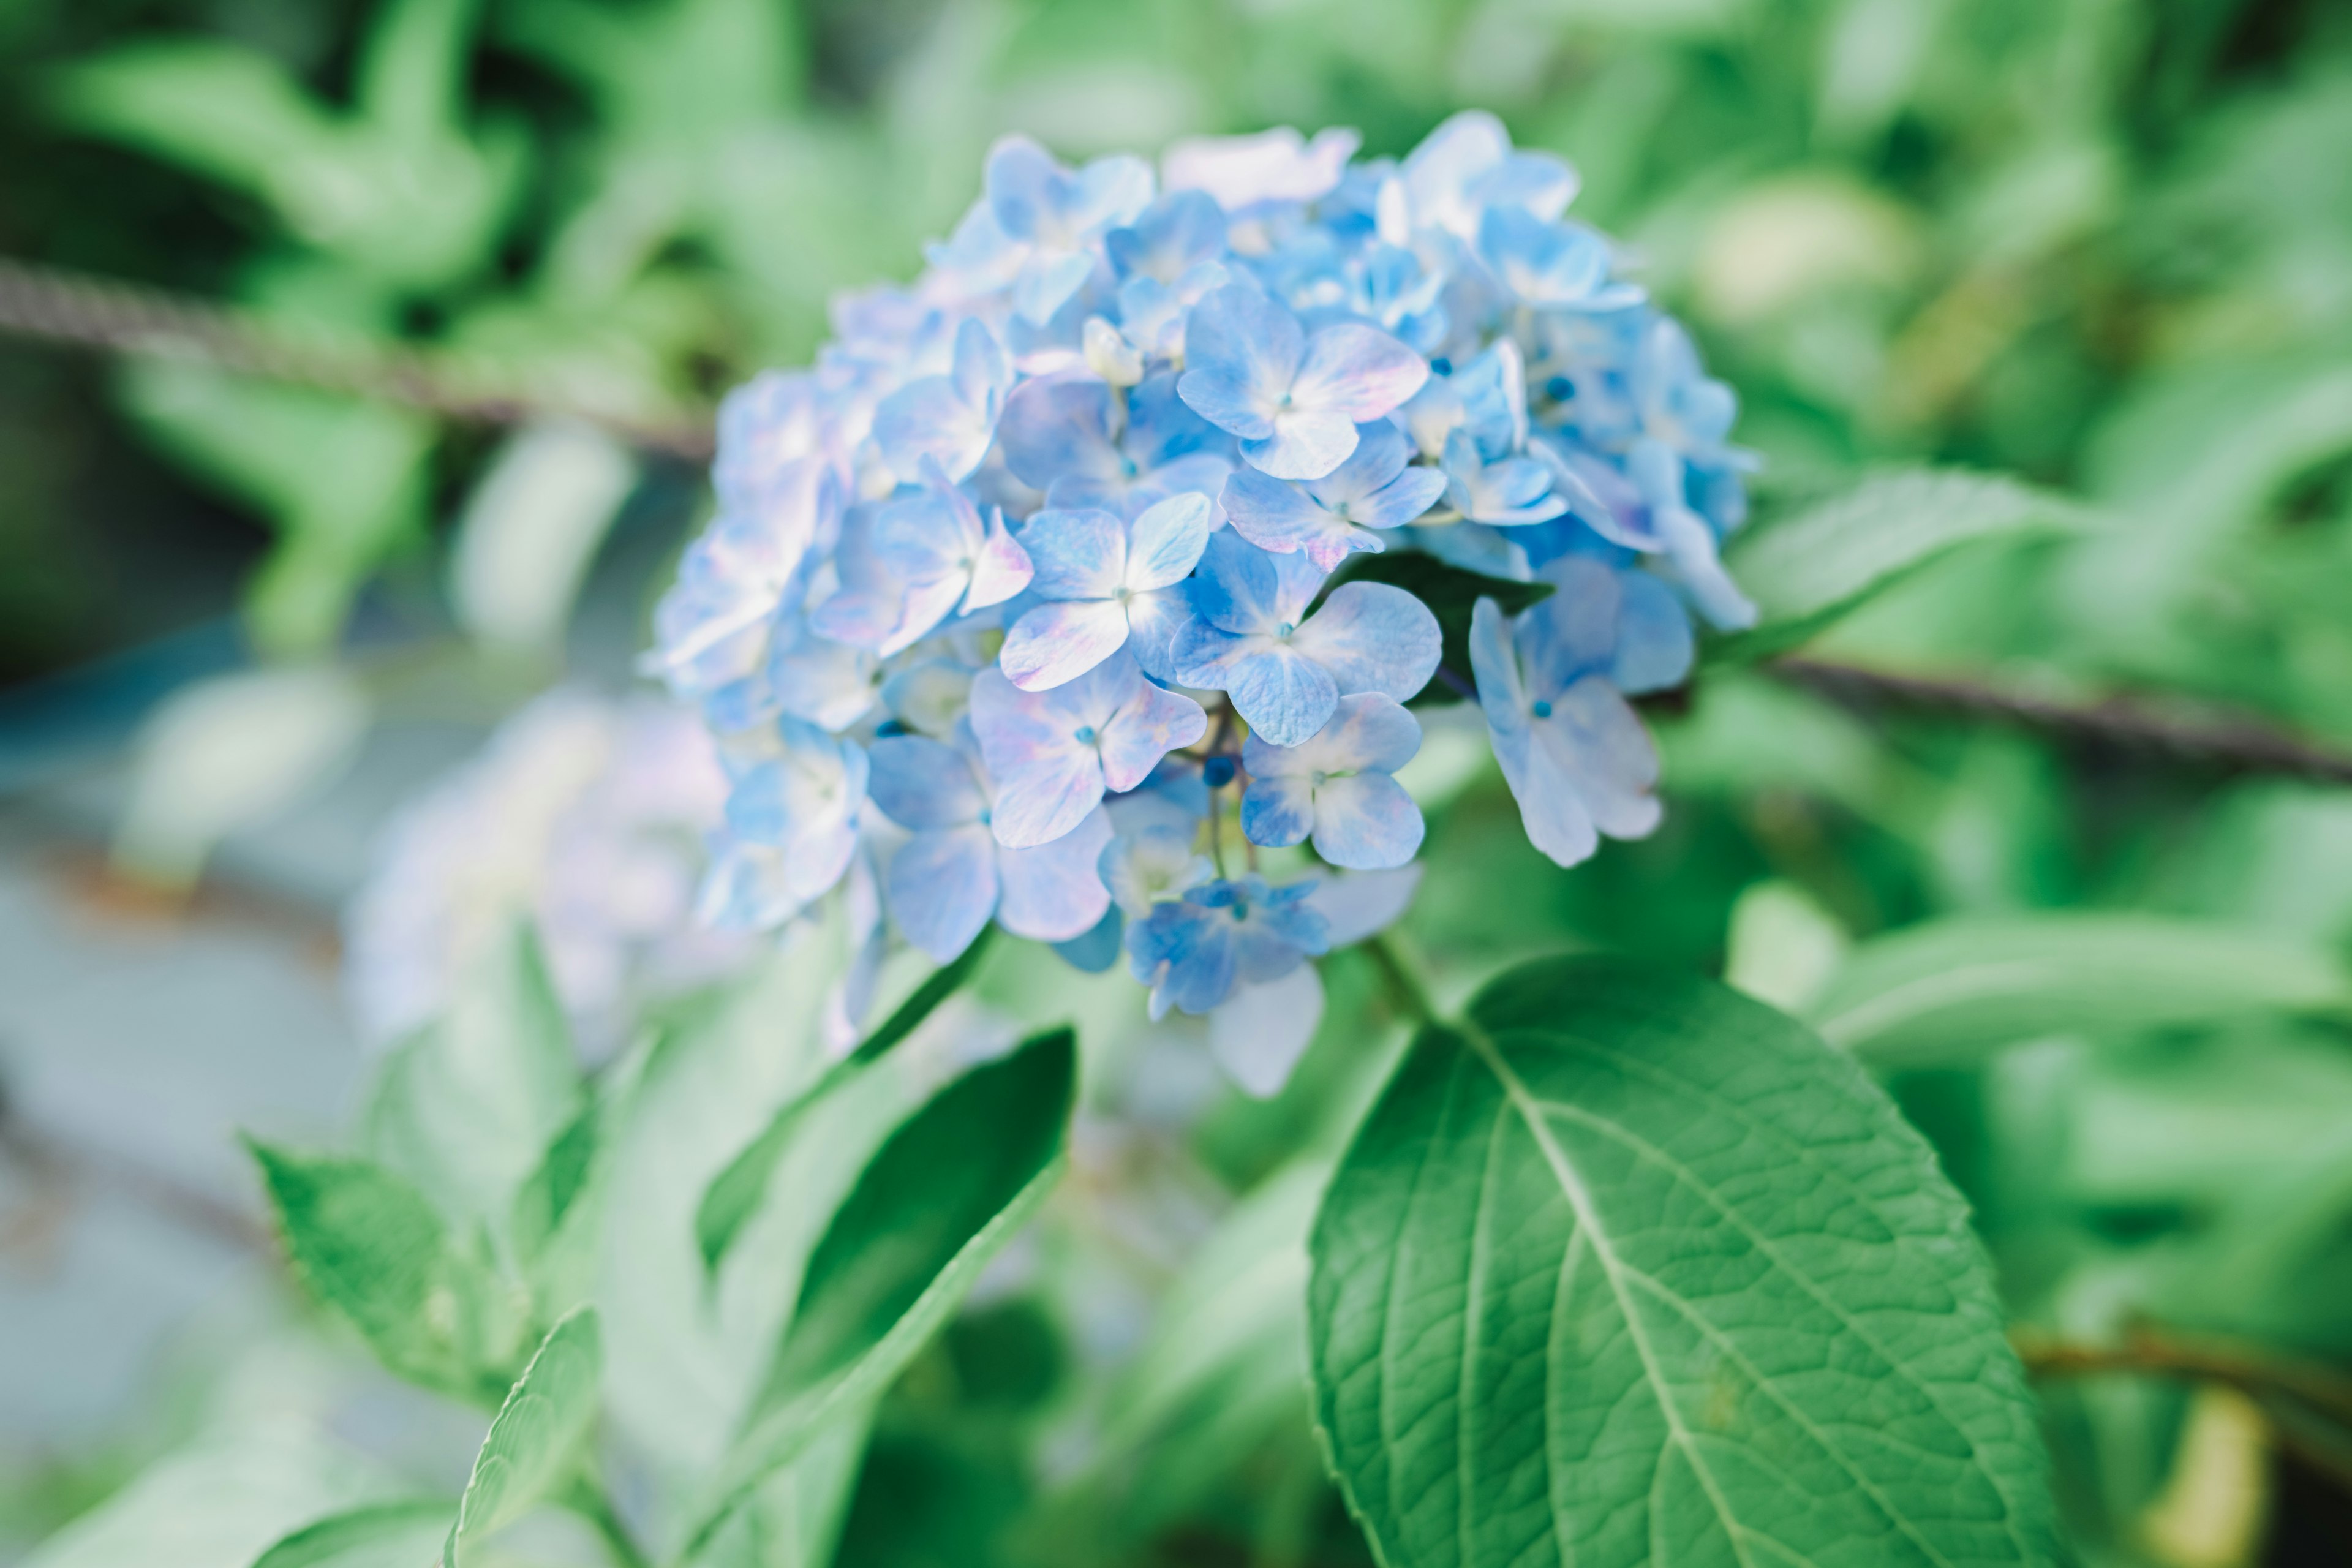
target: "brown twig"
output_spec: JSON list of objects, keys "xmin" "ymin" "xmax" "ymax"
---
[
  {"xmin": 0, "ymin": 1060, "xmax": 270, "ymax": 1256},
  {"xmin": 1775, "ymin": 655, "xmax": 2352, "ymax": 788},
  {"xmin": 2018, "ymin": 1328, "xmax": 2352, "ymax": 1491},
  {"xmin": 0, "ymin": 255, "xmax": 714, "ymax": 459},
  {"xmin": 2016, "ymin": 1330, "xmax": 2352, "ymax": 1422}
]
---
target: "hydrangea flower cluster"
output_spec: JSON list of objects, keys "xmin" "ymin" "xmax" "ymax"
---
[
  {"xmin": 345, "ymin": 690, "xmax": 750, "ymax": 1057},
  {"xmin": 650, "ymin": 115, "xmax": 1755, "ymax": 1074}
]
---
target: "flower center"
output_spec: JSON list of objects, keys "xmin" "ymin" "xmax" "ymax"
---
[
  {"xmin": 1276, "ymin": 620, "xmax": 1297, "ymax": 639},
  {"xmin": 1228, "ymin": 900, "xmax": 1250, "ymax": 921},
  {"xmin": 1074, "ymin": 725, "xmax": 1098, "ymax": 745},
  {"xmin": 1531, "ymin": 699, "xmax": 1553, "ymax": 720}
]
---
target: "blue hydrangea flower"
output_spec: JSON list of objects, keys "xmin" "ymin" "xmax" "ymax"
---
[
  {"xmin": 872, "ymin": 318, "xmax": 1013, "ymax": 483},
  {"xmin": 712, "ymin": 720, "xmax": 869, "ymax": 922},
  {"xmin": 1240, "ymin": 693, "xmax": 1425, "ymax": 868},
  {"xmin": 1220, "ymin": 421, "xmax": 1447, "ymax": 570},
  {"xmin": 968, "ymin": 648, "xmax": 1207, "ymax": 848},
  {"xmin": 865, "ymin": 733, "xmax": 1111, "ymax": 961},
  {"xmin": 999, "ymin": 492, "xmax": 1214, "ymax": 689},
  {"xmin": 981, "ymin": 136, "xmax": 1155, "ymax": 324},
  {"xmin": 1468, "ymin": 556, "xmax": 1687, "ymax": 868},
  {"xmin": 1475, "ymin": 208, "xmax": 1642, "ymax": 313},
  {"xmin": 1126, "ymin": 874, "xmax": 1330, "ymax": 1019},
  {"xmin": 815, "ymin": 477, "xmax": 1031, "ymax": 655},
  {"xmin": 997, "ymin": 369, "xmax": 1229, "ymax": 512},
  {"xmin": 1106, "ymin": 190, "xmax": 1226, "ymax": 284},
  {"xmin": 1177, "ymin": 284, "xmax": 1427, "ymax": 481},
  {"xmin": 1099, "ymin": 823, "xmax": 1213, "ymax": 918},
  {"xmin": 1172, "ymin": 533, "xmax": 1441, "ymax": 745},
  {"xmin": 660, "ymin": 118, "xmax": 1761, "ymax": 1046}
]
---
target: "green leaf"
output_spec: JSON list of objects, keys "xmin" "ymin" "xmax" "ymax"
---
[
  {"xmin": 246, "ymin": 1140, "xmax": 521, "ymax": 1401},
  {"xmin": 365, "ymin": 923, "xmax": 582, "ymax": 1240},
  {"xmin": 1715, "ymin": 467, "xmax": 2094, "ymax": 661},
  {"xmin": 22, "ymin": 1426, "xmax": 394, "ymax": 1568},
  {"xmin": 1080, "ymin": 1159, "xmax": 1327, "ymax": 1535},
  {"xmin": 1310, "ymin": 955, "xmax": 2057, "ymax": 1568},
  {"xmin": 695, "ymin": 925, "xmax": 995, "ymax": 1277},
  {"xmin": 446, "ymin": 1308, "xmax": 603, "ymax": 1564},
  {"xmin": 250, "ymin": 1501, "xmax": 452, "ymax": 1568},
  {"xmin": 684, "ymin": 1027, "xmax": 1077, "ymax": 1555},
  {"xmin": 1318, "ymin": 552, "xmax": 1554, "ymax": 702},
  {"xmin": 1807, "ymin": 913, "xmax": 2352, "ymax": 1067}
]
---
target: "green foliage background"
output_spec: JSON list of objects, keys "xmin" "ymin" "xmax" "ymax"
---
[{"xmin": 4, "ymin": 0, "xmax": 2352, "ymax": 1565}]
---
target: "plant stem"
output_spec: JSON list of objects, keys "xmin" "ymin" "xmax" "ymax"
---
[
  {"xmin": 2015, "ymin": 1330, "xmax": 2352, "ymax": 1424},
  {"xmin": 1364, "ymin": 930, "xmax": 1440, "ymax": 1030},
  {"xmin": 566, "ymin": 1474, "xmax": 652, "ymax": 1568}
]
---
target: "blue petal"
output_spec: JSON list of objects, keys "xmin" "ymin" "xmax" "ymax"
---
[
  {"xmin": 1310, "ymin": 772, "xmax": 1424, "ymax": 869},
  {"xmin": 1289, "ymin": 582, "xmax": 1441, "ymax": 703},
  {"xmin": 1221, "ymin": 468, "xmax": 1333, "ymax": 559},
  {"xmin": 1353, "ymin": 464, "xmax": 1449, "ymax": 530},
  {"xmin": 1125, "ymin": 492, "xmax": 1214, "ymax": 590},
  {"xmin": 1290, "ymin": 322, "xmax": 1428, "ymax": 425},
  {"xmin": 865, "ymin": 734, "xmax": 983, "ymax": 831},
  {"xmin": 1241, "ymin": 410, "xmax": 1360, "ymax": 482},
  {"xmin": 1177, "ymin": 284, "xmax": 1303, "ymax": 439},
  {"xmin": 1239, "ymin": 774, "xmax": 1314, "ymax": 848},
  {"xmin": 888, "ymin": 825, "xmax": 998, "ymax": 962},
  {"xmin": 1305, "ymin": 421, "xmax": 1412, "ymax": 507},
  {"xmin": 1000, "ymin": 599, "xmax": 1132, "ymax": 691},
  {"xmin": 995, "ymin": 804, "xmax": 1112, "ymax": 941},
  {"xmin": 1020, "ymin": 507, "xmax": 1127, "ymax": 600},
  {"xmin": 998, "ymin": 370, "xmax": 1120, "ymax": 492},
  {"xmin": 1220, "ymin": 644, "xmax": 1338, "ymax": 747},
  {"xmin": 1051, "ymin": 906, "xmax": 1125, "ymax": 973},
  {"xmin": 1610, "ymin": 569, "xmax": 1695, "ymax": 695},
  {"xmin": 1207, "ymin": 964, "xmax": 1324, "ymax": 1097}
]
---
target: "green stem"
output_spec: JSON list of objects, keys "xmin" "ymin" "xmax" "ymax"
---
[
  {"xmin": 1364, "ymin": 930, "xmax": 1439, "ymax": 1030},
  {"xmin": 565, "ymin": 1474, "xmax": 651, "ymax": 1568}
]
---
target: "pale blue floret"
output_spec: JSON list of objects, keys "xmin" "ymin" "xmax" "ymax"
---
[
  {"xmin": 984, "ymin": 135, "xmax": 1156, "ymax": 323},
  {"xmin": 1475, "ymin": 207, "xmax": 1643, "ymax": 313},
  {"xmin": 997, "ymin": 368, "xmax": 1231, "ymax": 511},
  {"xmin": 968, "ymin": 647, "xmax": 1207, "ymax": 848},
  {"xmin": 1106, "ymin": 190, "xmax": 1226, "ymax": 284},
  {"xmin": 1387, "ymin": 111, "xmax": 1579, "ymax": 242},
  {"xmin": 1468, "ymin": 556, "xmax": 1675, "ymax": 869},
  {"xmin": 1240, "ymin": 693, "xmax": 1425, "ymax": 869},
  {"xmin": 865, "ymin": 732, "xmax": 1110, "ymax": 961},
  {"xmin": 1220, "ymin": 421, "xmax": 1447, "ymax": 570},
  {"xmin": 1177, "ymin": 284, "xmax": 1428, "ymax": 481},
  {"xmin": 819, "ymin": 473, "xmax": 1031, "ymax": 655},
  {"xmin": 1441, "ymin": 428, "xmax": 1571, "ymax": 526},
  {"xmin": 1125, "ymin": 873, "xmax": 1331, "ymax": 1019},
  {"xmin": 999, "ymin": 492, "xmax": 1215, "ymax": 689},
  {"xmin": 711, "ymin": 720, "xmax": 869, "ymax": 922},
  {"xmin": 871, "ymin": 318, "xmax": 1012, "ymax": 483},
  {"xmin": 1172, "ymin": 532, "xmax": 1441, "ymax": 746}
]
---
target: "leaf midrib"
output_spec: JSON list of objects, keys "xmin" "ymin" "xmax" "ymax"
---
[{"xmin": 1456, "ymin": 1017, "xmax": 1971, "ymax": 1568}]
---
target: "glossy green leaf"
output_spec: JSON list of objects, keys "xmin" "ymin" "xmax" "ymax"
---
[
  {"xmin": 1310, "ymin": 956, "xmax": 2057, "ymax": 1568},
  {"xmin": 684, "ymin": 1027, "xmax": 1076, "ymax": 1554},
  {"xmin": 1716, "ymin": 467, "xmax": 2094, "ymax": 660},
  {"xmin": 1319, "ymin": 553, "xmax": 1554, "ymax": 702},
  {"xmin": 446, "ymin": 1308, "xmax": 602, "ymax": 1564},
  {"xmin": 1807, "ymin": 913, "xmax": 2352, "ymax": 1066},
  {"xmin": 246, "ymin": 1140, "xmax": 522, "ymax": 1401},
  {"xmin": 695, "ymin": 925, "xmax": 995, "ymax": 1277},
  {"xmin": 250, "ymin": 1500, "xmax": 452, "ymax": 1568}
]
